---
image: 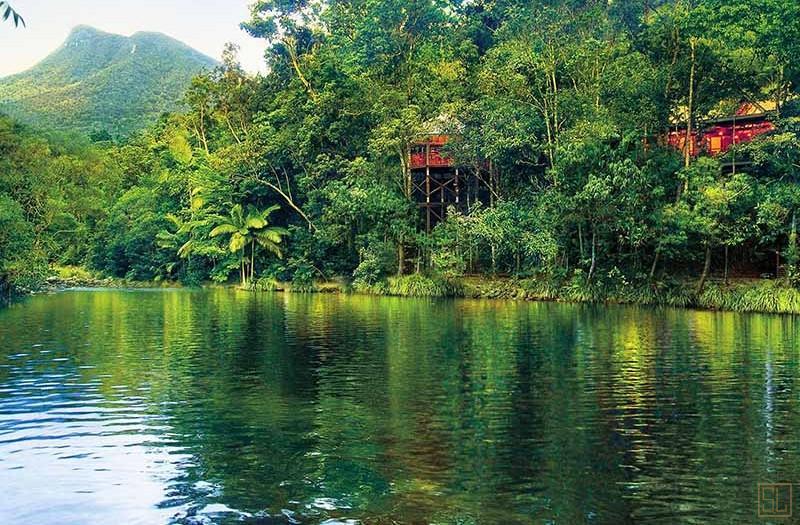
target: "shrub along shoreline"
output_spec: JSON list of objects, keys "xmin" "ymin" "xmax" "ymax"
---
[
  {"xmin": 6, "ymin": 268, "xmax": 800, "ymax": 316},
  {"xmin": 253, "ymin": 273, "xmax": 800, "ymax": 316}
]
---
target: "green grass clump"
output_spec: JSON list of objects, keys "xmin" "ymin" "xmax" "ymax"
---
[
  {"xmin": 385, "ymin": 274, "xmax": 463, "ymax": 297},
  {"xmin": 518, "ymin": 278, "xmax": 561, "ymax": 300},
  {"xmin": 698, "ymin": 280, "xmax": 800, "ymax": 314},
  {"xmin": 250, "ymin": 277, "xmax": 281, "ymax": 292},
  {"xmin": 461, "ymin": 277, "xmax": 524, "ymax": 299},
  {"xmin": 352, "ymin": 280, "xmax": 388, "ymax": 295}
]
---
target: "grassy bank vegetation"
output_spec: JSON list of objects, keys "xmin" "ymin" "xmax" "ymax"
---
[
  {"xmin": 9, "ymin": 262, "xmax": 800, "ymax": 316},
  {"xmin": 351, "ymin": 273, "xmax": 800, "ymax": 314},
  {"xmin": 249, "ymin": 271, "xmax": 800, "ymax": 315}
]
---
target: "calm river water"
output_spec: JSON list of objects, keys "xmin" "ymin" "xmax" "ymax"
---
[{"xmin": 1, "ymin": 289, "xmax": 799, "ymax": 524}]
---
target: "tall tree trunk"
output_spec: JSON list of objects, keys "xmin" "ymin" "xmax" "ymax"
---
[
  {"xmin": 723, "ymin": 245, "xmax": 729, "ymax": 285},
  {"xmin": 551, "ymin": 68, "xmax": 559, "ymax": 156},
  {"xmin": 776, "ymin": 65, "xmax": 784, "ymax": 118},
  {"xmin": 696, "ymin": 245, "xmax": 711, "ymax": 295},
  {"xmin": 684, "ymin": 38, "xmax": 696, "ymax": 172},
  {"xmin": 397, "ymin": 243, "xmax": 405, "ymax": 276},
  {"xmin": 588, "ymin": 228, "xmax": 597, "ymax": 282},
  {"xmin": 542, "ymin": 98, "xmax": 554, "ymax": 169},
  {"xmin": 251, "ymin": 239, "xmax": 256, "ymax": 284},
  {"xmin": 198, "ymin": 106, "xmax": 209, "ymax": 154},
  {"xmin": 240, "ymin": 248, "xmax": 246, "ymax": 287},
  {"xmin": 649, "ymin": 250, "xmax": 660, "ymax": 280},
  {"xmin": 284, "ymin": 36, "xmax": 315, "ymax": 99}
]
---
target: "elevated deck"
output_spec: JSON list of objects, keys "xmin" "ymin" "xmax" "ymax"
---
[
  {"xmin": 409, "ymin": 135, "xmax": 493, "ymax": 232},
  {"xmin": 410, "ymin": 135, "xmax": 453, "ymax": 169}
]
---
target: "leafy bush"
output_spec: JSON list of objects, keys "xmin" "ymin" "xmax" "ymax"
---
[
  {"xmin": 54, "ymin": 265, "xmax": 97, "ymax": 280},
  {"xmin": 3, "ymin": 256, "xmax": 49, "ymax": 294},
  {"xmin": 290, "ymin": 260, "xmax": 317, "ymax": 293},
  {"xmin": 352, "ymin": 241, "xmax": 396, "ymax": 285}
]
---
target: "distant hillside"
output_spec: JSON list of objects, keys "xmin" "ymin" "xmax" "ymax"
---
[{"xmin": 0, "ymin": 26, "xmax": 218, "ymax": 138}]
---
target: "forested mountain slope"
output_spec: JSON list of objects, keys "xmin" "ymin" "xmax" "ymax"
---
[{"xmin": 0, "ymin": 25, "xmax": 217, "ymax": 137}]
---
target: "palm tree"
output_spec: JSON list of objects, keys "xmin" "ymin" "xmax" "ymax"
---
[
  {"xmin": 210, "ymin": 204, "xmax": 287, "ymax": 286},
  {"xmin": 1, "ymin": 2, "xmax": 24, "ymax": 27}
]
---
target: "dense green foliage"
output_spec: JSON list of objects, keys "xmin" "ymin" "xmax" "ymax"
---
[
  {"xmin": 0, "ymin": 26, "xmax": 217, "ymax": 138},
  {"xmin": 0, "ymin": 116, "xmax": 121, "ymax": 293},
  {"xmin": 2, "ymin": 0, "xmax": 800, "ymax": 310}
]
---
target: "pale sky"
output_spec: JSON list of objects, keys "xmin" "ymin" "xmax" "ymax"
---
[{"xmin": 0, "ymin": 0, "xmax": 269, "ymax": 77}]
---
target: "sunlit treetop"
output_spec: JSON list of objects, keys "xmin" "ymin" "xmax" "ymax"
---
[{"xmin": 241, "ymin": 0, "xmax": 325, "ymax": 42}]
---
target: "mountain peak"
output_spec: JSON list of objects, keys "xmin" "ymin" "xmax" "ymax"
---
[
  {"xmin": 68, "ymin": 24, "xmax": 102, "ymax": 34},
  {"xmin": 131, "ymin": 30, "xmax": 171, "ymax": 40},
  {"xmin": 129, "ymin": 31, "xmax": 197, "ymax": 53},
  {"xmin": 65, "ymin": 25, "xmax": 111, "ymax": 42}
]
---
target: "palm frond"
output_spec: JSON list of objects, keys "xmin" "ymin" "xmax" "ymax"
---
[
  {"xmin": 0, "ymin": 2, "xmax": 24, "ymax": 27},
  {"xmin": 210, "ymin": 223, "xmax": 238, "ymax": 237},
  {"xmin": 255, "ymin": 225, "xmax": 287, "ymax": 258},
  {"xmin": 245, "ymin": 215, "xmax": 267, "ymax": 229},
  {"xmin": 260, "ymin": 204, "xmax": 281, "ymax": 219},
  {"xmin": 257, "ymin": 228, "xmax": 288, "ymax": 244},
  {"xmin": 257, "ymin": 239, "xmax": 283, "ymax": 259},
  {"xmin": 229, "ymin": 233, "xmax": 247, "ymax": 252},
  {"xmin": 177, "ymin": 240, "xmax": 195, "ymax": 258},
  {"xmin": 165, "ymin": 213, "xmax": 182, "ymax": 229},
  {"xmin": 155, "ymin": 230, "xmax": 177, "ymax": 249},
  {"xmin": 230, "ymin": 204, "xmax": 244, "ymax": 225}
]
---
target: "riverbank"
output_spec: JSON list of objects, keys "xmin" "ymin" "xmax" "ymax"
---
[
  {"xmin": 1, "ymin": 266, "xmax": 181, "ymax": 305},
  {"xmin": 39, "ymin": 276, "xmax": 181, "ymax": 292},
  {"xmin": 280, "ymin": 274, "xmax": 800, "ymax": 315},
  {"xmin": 8, "ymin": 267, "xmax": 800, "ymax": 315}
]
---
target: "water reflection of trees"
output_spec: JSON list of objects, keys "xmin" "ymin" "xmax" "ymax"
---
[{"xmin": 6, "ymin": 291, "xmax": 800, "ymax": 523}]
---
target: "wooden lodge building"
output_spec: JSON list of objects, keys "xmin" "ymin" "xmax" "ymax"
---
[
  {"xmin": 407, "ymin": 102, "xmax": 776, "ymax": 233},
  {"xmin": 409, "ymin": 134, "xmax": 494, "ymax": 232},
  {"xmin": 666, "ymin": 101, "xmax": 776, "ymax": 164}
]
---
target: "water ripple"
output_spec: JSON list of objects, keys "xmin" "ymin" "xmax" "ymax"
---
[{"xmin": 1, "ymin": 291, "xmax": 799, "ymax": 524}]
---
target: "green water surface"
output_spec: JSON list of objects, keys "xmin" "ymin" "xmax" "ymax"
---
[{"xmin": 1, "ymin": 288, "xmax": 799, "ymax": 524}]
